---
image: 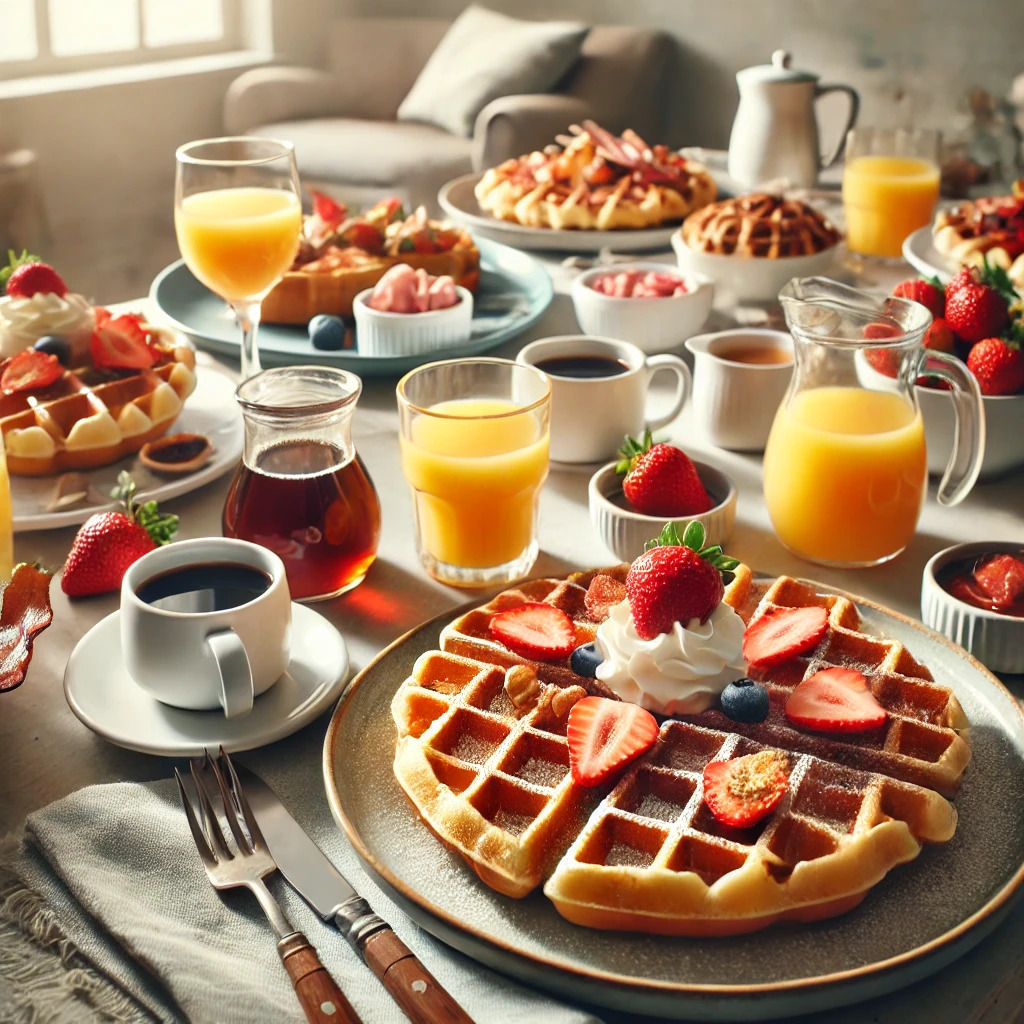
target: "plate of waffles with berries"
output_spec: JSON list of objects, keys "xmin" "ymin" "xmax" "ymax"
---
[{"xmin": 324, "ymin": 522, "xmax": 1024, "ymax": 1021}]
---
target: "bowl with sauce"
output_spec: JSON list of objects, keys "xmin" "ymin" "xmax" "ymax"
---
[{"xmin": 922, "ymin": 541, "xmax": 1024, "ymax": 674}]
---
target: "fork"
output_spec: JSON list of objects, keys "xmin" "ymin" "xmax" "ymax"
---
[{"xmin": 175, "ymin": 752, "xmax": 362, "ymax": 1024}]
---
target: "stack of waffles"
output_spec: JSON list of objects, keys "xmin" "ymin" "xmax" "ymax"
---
[
  {"xmin": 392, "ymin": 566, "xmax": 968, "ymax": 935},
  {"xmin": 679, "ymin": 193, "xmax": 840, "ymax": 258}
]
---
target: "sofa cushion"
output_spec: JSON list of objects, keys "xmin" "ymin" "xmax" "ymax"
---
[{"xmin": 397, "ymin": 5, "xmax": 588, "ymax": 138}]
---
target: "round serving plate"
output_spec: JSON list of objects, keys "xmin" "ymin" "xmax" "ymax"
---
[
  {"xmin": 902, "ymin": 226, "xmax": 958, "ymax": 283},
  {"xmin": 12, "ymin": 357, "xmax": 243, "ymax": 532},
  {"xmin": 149, "ymin": 238, "xmax": 553, "ymax": 378},
  {"xmin": 439, "ymin": 173, "xmax": 682, "ymax": 253},
  {"xmin": 323, "ymin": 581, "xmax": 1024, "ymax": 1021}
]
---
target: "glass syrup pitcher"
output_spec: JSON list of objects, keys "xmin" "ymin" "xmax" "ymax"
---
[{"xmin": 764, "ymin": 277, "xmax": 984, "ymax": 567}]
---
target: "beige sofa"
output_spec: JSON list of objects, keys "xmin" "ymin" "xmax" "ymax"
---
[{"xmin": 224, "ymin": 16, "xmax": 671, "ymax": 211}]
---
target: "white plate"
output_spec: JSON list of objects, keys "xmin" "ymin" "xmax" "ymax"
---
[
  {"xmin": 12, "ymin": 358, "xmax": 243, "ymax": 532},
  {"xmin": 902, "ymin": 226, "xmax": 958, "ymax": 283},
  {"xmin": 438, "ymin": 173, "xmax": 681, "ymax": 253},
  {"xmin": 65, "ymin": 602, "xmax": 348, "ymax": 757}
]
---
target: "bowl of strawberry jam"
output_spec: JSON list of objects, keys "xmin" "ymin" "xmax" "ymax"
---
[{"xmin": 922, "ymin": 542, "xmax": 1024, "ymax": 674}]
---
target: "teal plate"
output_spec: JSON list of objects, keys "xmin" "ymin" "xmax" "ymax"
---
[
  {"xmin": 149, "ymin": 238, "xmax": 553, "ymax": 378},
  {"xmin": 323, "ymin": 582, "xmax": 1024, "ymax": 1021}
]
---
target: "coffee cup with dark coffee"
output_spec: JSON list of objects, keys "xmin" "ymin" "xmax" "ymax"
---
[{"xmin": 120, "ymin": 537, "xmax": 292, "ymax": 718}]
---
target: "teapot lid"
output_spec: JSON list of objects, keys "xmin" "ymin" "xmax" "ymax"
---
[{"xmin": 737, "ymin": 50, "xmax": 818, "ymax": 85}]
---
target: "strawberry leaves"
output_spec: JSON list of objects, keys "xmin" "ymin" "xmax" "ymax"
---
[
  {"xmin": 110, "ymin": 472, "xmax": 178, "ymax": 546},
  {"xmin": 0, "ymin": 249, "xmax": 40, "ymax": 295},
  {"xmin": 643, "ymin": 519, "xmax": 740, "ymax": 575}
]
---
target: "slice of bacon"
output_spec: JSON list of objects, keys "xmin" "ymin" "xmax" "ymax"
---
[{"xmin": 0, "ymin": 563, "xmax": 54, "ymax": 692}]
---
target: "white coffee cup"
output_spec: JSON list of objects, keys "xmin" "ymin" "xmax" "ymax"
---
[
  {"xmin": 517, "ymin": 335, "xmax": 691, "ymax": 463},
  {"xmin": 685, "ymin": 329, "xmax": 794, "ymax": 452},
  {"xmin": 120, "ymin": 538, "xmax": 292, "ymax": 718}
]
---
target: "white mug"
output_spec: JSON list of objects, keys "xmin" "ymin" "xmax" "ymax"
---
[
  {"xmin": 517, "ymin": 335, "xmax": 691, "ymax": 463},
  {"xmin": 120, "ymin": 538, "xmax": 292, "ymax": 718},
  {"xmin": 685, "ymin": 329, "xmax": 793, "ymax": 452}
]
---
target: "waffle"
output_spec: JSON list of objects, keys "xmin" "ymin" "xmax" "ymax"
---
[
  {"xmin": 474, "ymin": 123, "xmax": 716, "ymax": 231},
  {"xmin": 680, "ymin": 193, "xmax": 840, "ymax": 258},
  {"xmin": 0, "ymin": 345, "xmax": 197, "ymax": 476},
  {"xmin": 932, "ymin": 180, "xmax": 1024, "ymax": 289}
]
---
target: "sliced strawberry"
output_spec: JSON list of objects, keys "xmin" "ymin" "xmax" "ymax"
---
[
  {"xmin": 567, "ymin": 696, "xmax": 658, "ymax": 787},
  {"xmin": 311, "ymin": 189, "xmax": 347, "ymax": 230},
  {"xmin": 703, "ymin": 750, "xmax": 790, "ymax": 828},
  {"xmin": 91, "ymin": 314, "xmax": 157, "ymax": 371},
  {"xmin": 973, "ymin": 554, "xmax": 1024, "ymax": 610},
  {"xmin": 93, "ymin": 305, "xmax": 113, "ymax": 328},
  {"xmin": 1, "ymin": 350, "xmax": 63, "ymax": 393},
  {"xmin": 340, "ymin": 221, "xmax": 385, "ymax": 254},
  {"xmin": 584, "ymin": 574, "xmax": 627, "ymax": 622},
  {"xmin": 489, "ymin": 603, "xmax": 576, "ymax": 660},
  {"xmin": 785, "ymin": 667, "xmax": 887, "ymax": 733},
  {"xmin": 365, "ymin": 197, "xmax": 405, "ymax": 225},
  {"xmin": 742, "ymin": 606, "xmax": 828, "ymax": 669}
]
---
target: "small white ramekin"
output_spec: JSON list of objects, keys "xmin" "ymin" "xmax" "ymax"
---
[
  {"xmin": 570, "ymin": 264, "xmax": 714, "ymax": 354},
  {"xmin": 353, "ymin": 286, "xmax": 473, "ymax": 357},
  {"xmin": 922, "ymin": 542, "xmax": 1024, "ymax": 674},
  {"xmin": 588, "ymin": 458, "xmax": 738, "ymax": 563}
]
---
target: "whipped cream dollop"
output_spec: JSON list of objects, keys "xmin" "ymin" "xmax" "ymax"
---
[
  {"xmin": 595, "ymin": 597, "xmax": 746, "ymax": 716},
  {"xmin": 0, "ymin": 291, "xmax": 95, "ymax": 362}
]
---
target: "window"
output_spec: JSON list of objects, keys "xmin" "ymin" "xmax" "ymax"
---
[{"xmin": 0, "ymin": 0, "xmax": 242, "ymax": 78}]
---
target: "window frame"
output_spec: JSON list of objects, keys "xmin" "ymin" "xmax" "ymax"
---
[{"xmin": 0, "ymin": 0, "xmax": 244, "ymax": 79}]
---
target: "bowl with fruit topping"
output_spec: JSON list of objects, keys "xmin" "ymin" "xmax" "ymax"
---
[
  {"xmin": 571, "ymin": 263, "xmax": 713, "ymax": 354},
  {"xmin": 922, "ymin": 542, "xmax": 1024, "ymax": 674},
  {"xmin": 588, "ymin": 431, "xmax": 737, "ymax": 561}
]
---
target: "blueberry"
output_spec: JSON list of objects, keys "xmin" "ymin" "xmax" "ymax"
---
[
  {"xmin": 720, "ymin": 678, "xmax": 770, "ymax": 723},
  {"xmin": 33, "ymin": 335, "xmax": 71, "ymax": 365},
  {"xmin": 308, "ymin": 314, "xmax": 346, "ymax": 351},
  {"xmin": 570, "ymin": 642, "xmax": 603, "ymax": 679}
]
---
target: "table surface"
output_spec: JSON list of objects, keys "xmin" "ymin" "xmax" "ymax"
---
[{"xmin": 1, "ymin": 251, "xmax": 1022, "ymax": 1024}]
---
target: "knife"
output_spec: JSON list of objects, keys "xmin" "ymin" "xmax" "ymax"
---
[{"xmin": 235, "ymin": 765, "xmax": 475, "ymax": 1024}]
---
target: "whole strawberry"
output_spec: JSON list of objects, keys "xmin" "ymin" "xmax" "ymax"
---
[
  {"xmin": 967, "ymin": 337, "xmax": 1024, "ymax": 395},
  {"xmin": 617, "ymin": 431, "xmax": 713, "ymax": 517},
  {"xmin": 4, "ymin": 258, "xmax": 67, "ymax": 299},
  {"xmin": 61, "ymin": 473, "xmax": 178, "ymax": 597},
  {"xmin": 944, "ymin": 264, "xmax": 1010, "ymax": 344},
  {"xmin": 625, "ymin": 521, "xmax": 739, "ymax": 639},
  {"xmin": 892, "ymin": 277, "xmax": 944, "ymax": 319},
  {"xmin": 924, "ymin": 316, "xmax": 956, "ymax": 353}
]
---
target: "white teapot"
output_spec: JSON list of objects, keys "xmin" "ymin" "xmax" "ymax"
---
[{"xmin": 727, "ymin": 50, "xmax": 859, "ymax": 190}]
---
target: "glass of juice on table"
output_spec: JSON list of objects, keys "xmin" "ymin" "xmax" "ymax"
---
[
  {"xmin": 222, "ymin": 367, "xmax": 381, "ymax": 601},
  {"xmin": 175, "ymin": 137, "xmax": 301, "ymax": 379},
  {"xmin": 764, "ymin": 277, "xmax": 984, "ymax": 567},
  {"xmin": 397, "ymin": 358, "xmax": 551, "ymax": 587},
  {"xmin": 842, "ymin": 128, "xmax": 941, "ymax": 259}
]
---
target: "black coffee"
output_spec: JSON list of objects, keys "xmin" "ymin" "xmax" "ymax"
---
[
  {"xmin": 136, "ymin": 562, "xmax": 272, "ymax": 614},
  {"xmin": 535, "ymin": 355, "xmax": 629, "ymax": 379}
]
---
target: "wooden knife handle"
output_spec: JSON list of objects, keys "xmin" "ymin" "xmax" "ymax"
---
[
  {"xmin": 279, "ymin": 932, "xmax": 363, "ymax": 1024},
  {"xmin": 362, "ymin": 927, "xmax": 474, "ymax": 1024}
]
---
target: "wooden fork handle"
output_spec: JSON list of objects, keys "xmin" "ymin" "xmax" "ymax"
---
[
  {"xmin": 279, "ymin": 932, "xmax": 363, "ymax": 1024},
  {"xmin": 362, "ymin": 927, "xmax": 474, "ymax": 1024}
]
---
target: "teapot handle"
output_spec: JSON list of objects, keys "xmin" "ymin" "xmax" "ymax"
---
[{"xmin": 815, "ymin": 84, "xmax": 860, "ymax": 168}]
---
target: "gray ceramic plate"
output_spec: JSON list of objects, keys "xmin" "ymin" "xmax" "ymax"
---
[
  {"xmin": 323, "ymin": 583, "xmax": 1024, "ymax": 1021},
  {"xmin": 149, "ymin": 238, "xmax": 553, "ymax": 378}
]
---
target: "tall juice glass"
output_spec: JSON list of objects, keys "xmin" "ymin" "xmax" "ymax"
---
[
  {"xmin": 398, "ymin": 359, "xmax": 551, "ymax": 587},
  {"xmin": 175, "ymin": 137, "xmax": 301, "ymax": 379},
  {"xmin": 842, "ymin": 128, "xmax": 941, "ymax": 258},
  {"xmin": 764, "ymin": 278, "xmax": 984, "ymax": 567}
]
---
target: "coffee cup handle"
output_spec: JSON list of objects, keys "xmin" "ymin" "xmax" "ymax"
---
[
  {"xmin": 643, "ymin": 355, "xmax": 692, "ymax": 431},
  {"xmin": 207, "ymin": 629, "xmax": 254, "ymax": 719}
]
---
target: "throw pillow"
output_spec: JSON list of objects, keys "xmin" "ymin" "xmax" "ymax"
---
[{"xmin": 397, "ymin": 5, "xmax": 588, "ymax": 138}]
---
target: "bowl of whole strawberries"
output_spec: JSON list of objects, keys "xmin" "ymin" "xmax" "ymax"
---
[
  {"xmin": 589, "ymin": 431, "xmax": 737, "ymax": 562},
  {"xmin": 861, "ymin": 266, "xmax": 1024, "ymax": 479}
]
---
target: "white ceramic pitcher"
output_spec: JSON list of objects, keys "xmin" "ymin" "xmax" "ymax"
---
[{"xmin": 727, "ymin": 50, "xmax": 859, "ymax": 189}]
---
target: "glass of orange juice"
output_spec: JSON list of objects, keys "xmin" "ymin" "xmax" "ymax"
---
[
  {"xmin": 175, "ymin": 137, "xmax": 301, "ymax": 379},
  {"xmin": 842, "ymin": 128, "xmax": 941, "ymax": 259},
  {"xmin": 397, "ymin": 358, "xmax": 551, "ymax": 587},
  {"xmin": 764, "ymin": 278, "xmax": 984, "ymax": 567}
]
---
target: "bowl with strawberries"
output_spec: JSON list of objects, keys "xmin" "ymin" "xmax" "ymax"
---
[
  {"xmin": 589, "ymin": 431, "xmax": 737, "ymax": 562},
  {"xmin": 859, "ymin": 266, "xmax": 1024, "ymax": 479}
]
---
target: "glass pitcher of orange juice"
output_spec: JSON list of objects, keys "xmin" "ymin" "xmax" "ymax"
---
[{"xmin": 764, "ymin": 278, "xmax": 984, "ymax": 567}]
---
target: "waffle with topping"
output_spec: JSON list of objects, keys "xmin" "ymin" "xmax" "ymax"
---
[
  {"xmin": 392, "ymin": 567, "xmax": 964, "ymax": 931},
  {"xmin": 680, "ymin": 193, "xmax": 840, "ymax": 258},
  {"xmin": 932, "ymin": 180, "xmax": 1024, "ymax": 289},
  {"xmin": 474, "ymin": 121, "xmax": 716, "ymax": 231}
]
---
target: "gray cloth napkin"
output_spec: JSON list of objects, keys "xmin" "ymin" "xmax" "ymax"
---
[{"xmin": 0, "ymin": 724, "xmax": 604, "ymax": 1024}]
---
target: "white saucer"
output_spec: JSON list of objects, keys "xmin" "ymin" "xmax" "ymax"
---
[{"xmin": 64, "ymin": 603, "xmax": 349, "ymax": 757}]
